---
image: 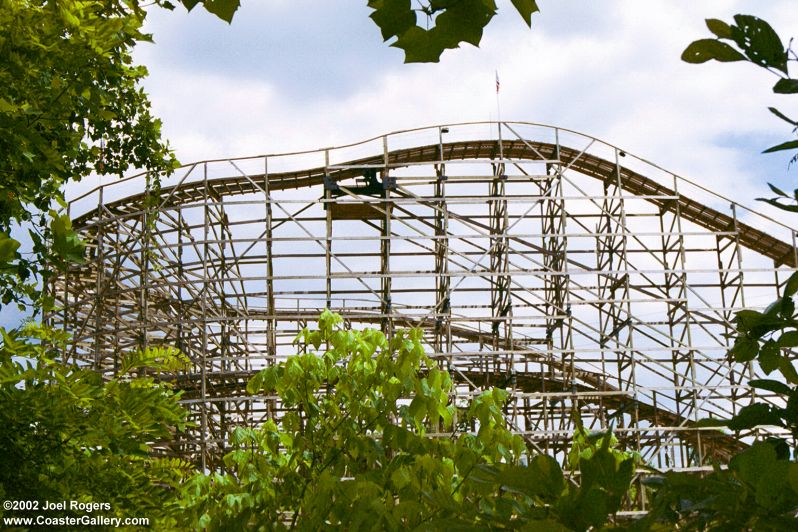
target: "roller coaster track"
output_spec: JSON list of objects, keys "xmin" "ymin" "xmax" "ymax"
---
[{"xmin": 75, "ymin": 139, "xmax": 796, "ymax": 268}]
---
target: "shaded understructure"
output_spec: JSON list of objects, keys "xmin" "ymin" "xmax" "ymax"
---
[{"xmin": 52, "ymin": 122, "xmax": 796, "ymax": 492}]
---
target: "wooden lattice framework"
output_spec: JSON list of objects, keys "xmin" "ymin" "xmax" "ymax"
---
[{"xmin": 52, "ymin": 122, "xmax": 797, "ymax": 492}]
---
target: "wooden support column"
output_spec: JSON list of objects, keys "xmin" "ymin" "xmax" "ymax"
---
[
  {"xmin": 93, "ymin": 186, "xmax": 105, "ymax": 370},
  {"xmin": 199, "ymin": 163, "xmax": 210, "ymax": 470},
  {"xmin": 264, "ymin": 157, "xmax": 276, "ymax": 364},
  {"xmin": 325, "ymin": 150, "xmax": 332, "ymax": 310},
  {"xmin": 381, "ymin": 136, "xmax": 393, "ymax": 336},
  {"xmin": 139, "ymin": 175, "xmax": 150, "ymax": 354},
  {"xmin": 176, "ymin": 207, "xmax": 184, "ymax": 354},
  {"xmin": 489, "ymin": 160, "xmax": 512, "ymax": 374},
  {"xmin": 715, "ymin": 203, "xmax": 747, "ymax": 418},
  {"xmin": 595, "ymin": 149, "xmax": 637, "ymax": 429},
  {"xmin": 540, "ymin": 130, "xmax": 574, "ymax": 451},
  {"xmin": 434, "ymin": 154, "xmax": 451, "ymax": 366},
  {"xmin": 658, "ymin": 175, "xmax": 700, "ymax": 466}
]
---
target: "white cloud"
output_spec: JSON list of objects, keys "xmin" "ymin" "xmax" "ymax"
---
[{"xmin": 71, "ymin": 1, "xmax": 798, "ymax": 228}]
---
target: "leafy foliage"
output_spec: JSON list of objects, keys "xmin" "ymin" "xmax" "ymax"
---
[
  {"xmin": 0, "ymin": 323, "xmax": 191, "ymax": 523},
  {"xmin": 686, "ymin": 233, "xmax": 798, "ymax": 444},
  {"xmin": 683, "ymin": 15, "xmax": 798, "ymax": 167},
  {"xmin": 175, "ymin": 0, "xmax": 242, "ymax": 23},
  {"xmin": 368, "ymin": 0, "xmax": 540, "ymax": 63},
  {"xmin": 1, "ymin": 0, "xmax": 175, "ymax": 307},
  {"xmin": 681, "ymin": 12, "xmax": 798, "ymax": 448},
  {"xmin": 0, "ymin": 5, "xmax": 237, "ymax": 520},
  {"xmin": 631, "ymin": 23, "xmax": 798, "ymax": 528},
  {"xmin": 640, "ymin": 441, "xmax": 798, "ymax": 530},
  {"xmin": 176, "ymin": 311, "xmax": 638, "ymax": 530},
  {"xmin": 640, "ymin": 143, "xmax": 798, "ymax": 531},
  {"xmin": 567, "ymin": 416, "xmax": 641, "ymax": 473},
  {"xmin": 0, "ymin": 0, "xmax": 244, "ymax": 310}
]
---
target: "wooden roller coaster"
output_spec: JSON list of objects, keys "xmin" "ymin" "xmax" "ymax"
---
[{"xmin": 52, "ymin": 122, "xmax": 796, "ymax": 482}]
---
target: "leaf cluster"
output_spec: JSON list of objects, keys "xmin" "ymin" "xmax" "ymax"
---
[
  {"xmin": 637, "ymin": 18, "xmax": 798, "ymax": 529},
  {"xmin": 638, "ymin": 270, "xmax": 798, "ymax": 530},
  {"xmin": 368, "ymin": 0, "xmax": 540, "ymax": 63},
  {"xmin": 696, "ymin": 272, "xmax": 798, "ymax": 438},
  {"xmin": 682, "ymin": 15, "xmax": 798, "ymax": 171},
  {"xmin": 640, "ymin": 441, "xmax": 798, "ymax": 530},
  {"xmin": 176, "ymin": 311, "xmax": 637, "ymax": 531},
  {"xmin": 0, "ymin": 323, "xmax": 191, "ymax": 524},
  {"xmin": 0, "ymin": 0, "xmax": 180, "ymax": 308}
]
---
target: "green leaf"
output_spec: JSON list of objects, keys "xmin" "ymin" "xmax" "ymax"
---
[
  {"xmin": 781, "ymin": 294, "xmax": 798, "ymax": 322},
  {"xmin": 768, "ymin": 107, "xmax": 798, "ymax": 126},
  {"xmin": 785, "ymin": 271, "xmax": 798, "ymax": 297},
  {"xmin": 749, "ymin": 378, "xmax": 792, "ymax": 396},
  {"xmin": 768, "ymin": 182, "xmax": 788, "ymax": 197},
  {"xmin": 433, "ymin": 0, "xmax": 496, "ymax": 48},
  {"xmin": 730, "ymin": 336, "xmax": 759, "ymax": 362},
  {"xmin": 368, "ymin": 0, "xmax": 415, "ymax": 41},
  {"xmin": 0, "ymin": 98, "xmax": 20, "ymax": 114},
  {"xmin": 408, "ymin": 395, "xmax": 427, "ymax": 424},
  {"xmin": 758, "ymin": 197, "xmax": 798, "ymax": 213},
  {"xmin": 730, "ymin": 441, "xmax": 790, "ymax": 510},
  {"xmin": 773, "ymin": 78, "xmax": 798, "ymax": 94},
  {"xmin": 692, "ymin": 417, "xmax": 729, "ymax": 428},
  {"xmin": 778, "ymin": 357, "xmax": 798, "ymax": 385},
  {"xmin": 757, "ymin": 359, "xmax": 783, "ymax": 384},
  {"xmin": 510, "ymin": 0, "xmax": 539, "ymax": 27},
  {"xmin": 734, "ymin": 309, "xmax": 766, "ymax": 330},
  {"xmin": 51, "ymin": 214, "xmax": 86, "ymax": 266},
  {"xmin": 705, "ymin": 18, "xmax": 732, "ymax": 39},
  {"xmin": 246, "ymin": 369, "xmax": 264, "ymax": 395},
  {"xmin": 734, "ymin": 308, "xmax": 786, "ymax": 338},
  {"xmin": 526, "ymin": 454, "xmax": 566, "ymax": 499},
  {"xmin": 789, "ymin": 463, "xmax": 798, "ymax": 495},
  {"xmin": 763, "ymin": 139, "xmax": 798, "ymax": 154},
  {"xmin": 0, "ymin": 233, "xmax": 21, "ymax": 266},
  {"xmin": 390, "ymin": 0, "xmax": 497, "ymax": 62},
  {"xmin": 199, "ymin": 0, "xmax": 240, "ymax": 23},
  {"xmin": 681, "ymin": 39, "xmax": 746, "ymax": 63},
  {"xmin": 393, "ymin": 26, "xmax": 446, "ymax": 63},
  {"xmin": 764, "ymin": 296, "xmax": 792, "ymax": 318},
  {"xmin": 391, "ymin": 466, "xmax": 412, "ymax": 490},
  {"xmin": 558, "ymin": 486, "xmax": 610, "ymax": 530},
  {"xmin": 731, "ymin": 15, "xmax": 788, "ymax": 73},
  {"xmin": 778, "ymin": 330, "xmax": 798, "ymax": 347},
  {"xmin": 728, "ymin": 403, "xmax": 783, "ymax": 430},
  {"xmin": 180, "ymin": 0, "xmax": 202, "ymax": 10}
]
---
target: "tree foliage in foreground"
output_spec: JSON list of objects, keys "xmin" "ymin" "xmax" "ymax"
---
[
  {"xmin": 681, "ymin": 13, "xmax": 798, "ymax": 450},
  {"xmin": 368, "ymin": 0, "xmax": 541, "ymax": 63},
  {"xmin": 682, "ymin": 14, "xmax": 798, "ymax": 166},
  {"xmin": 176, "ymin": 311, "xmax": 638, "ymax": 531},
  {"xmin": 0, "ymin": 0, "xmax": 239, "ymax": 310},
  {"xmin": 180, "ymin": 0, "xmax": 541, "ymax": 63},
  {"xmin": 630, "ymin": 16, "xmax": 798, "ymax": 530},
  {"xmin": 639, "ymin": 441, "xmax": 798, "ymax": 530},
  {"xmin": 0, "ymin": 323, "xmax": 192, "ymax": 523},
  {"xmin": 0, "ymin": 0, "xmax": 173, "ymax": 307}
]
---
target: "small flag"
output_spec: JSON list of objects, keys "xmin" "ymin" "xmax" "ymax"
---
[{"xmin": 495, "ymin": 71, "xmax": 500, "ymax": 94}]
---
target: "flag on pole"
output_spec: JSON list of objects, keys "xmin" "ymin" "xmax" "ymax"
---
[{"xmin": 495, "ymin": 71, "xmax": 500, "ymax": 94}]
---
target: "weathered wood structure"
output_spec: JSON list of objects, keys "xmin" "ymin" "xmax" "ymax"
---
[{"xmin": 52, "ymin": 122, "xmax": 796, "ymax": 485}]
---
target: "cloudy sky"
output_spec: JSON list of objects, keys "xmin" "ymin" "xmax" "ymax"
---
[
  {"xmin": 129, "ymin": 0, "xmax": 797, "ymax": 206},
  {"xmin": 8, "ymin": 1, "xmax": 789, "ymax": 329}
]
